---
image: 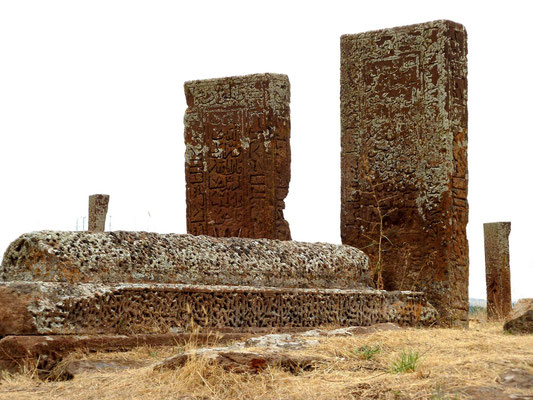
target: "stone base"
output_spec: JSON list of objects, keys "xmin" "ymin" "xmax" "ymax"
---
[
  {"xmin": 0, "ymin": 282, "xmax": 437, "ymax": 336},
  {"xmin": 0, "ymin": 332, "xmax": 247, "ymax": 377},
  {"xmin": 0, "ymin": 324, "xmax": 407, "ymax": 378}
]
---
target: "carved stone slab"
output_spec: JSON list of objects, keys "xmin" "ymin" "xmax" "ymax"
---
[
  {"xmin": 484, "ymin": 222, "xmax": 512, "ymax": 320},
  {"xmin": 88, "ymin": 194, "xmax": 109, "ymax": 232},
  {"xmin": 0, "ymin": 281, "xmax": 437, "ymax": 335},
  {"xmin": 340, "ymin": 20, "xmax": 468, "ymax": 326},
  {"xmin": 0, "ymin": 231, "xmax": 371, "ymax": 288},
  {"xmin": 184, "ymin": 73, "xmax": 291, "ymax": 240}
]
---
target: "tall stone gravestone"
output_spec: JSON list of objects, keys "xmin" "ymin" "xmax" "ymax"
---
[
  {"xmin": 340, "ymin": 21, "xmax": 468, "ymax": 326},
  {"xmin": 184, "ymin": 73, "xmax": 291, "ymax": 240},
  {"xmin": 484, "ymin": 222, "xmax": 512, "ymax": 320}
]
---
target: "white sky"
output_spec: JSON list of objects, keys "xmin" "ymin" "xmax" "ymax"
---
[{"xmin": 0, "ymin": 0, "xmax": 531, "ymax": 301}]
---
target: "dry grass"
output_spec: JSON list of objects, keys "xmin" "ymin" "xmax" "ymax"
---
[{"xmin": 1, "ymin": 320, "xmax": 532, "ymax": 399}]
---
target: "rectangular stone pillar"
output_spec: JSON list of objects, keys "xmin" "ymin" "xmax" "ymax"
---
[
  {"xmin": 340, "ymin": 20, "xmax": 469, "ymax": 326},
  {"xmin": 184, "ymin": 73, "xmax": 291, "ymax": 240},
  {"xmin": 484, "ymin": 222, "xmax": 512, "ymax": 320},
  {"xmin": 88, "ymin": 194, "xmax": 109, "ymax": 232}
]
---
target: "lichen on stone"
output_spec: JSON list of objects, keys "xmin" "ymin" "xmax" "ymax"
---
[{"xmin": 1, "ymin": 230, "xmax": 371, "ymax": 289}]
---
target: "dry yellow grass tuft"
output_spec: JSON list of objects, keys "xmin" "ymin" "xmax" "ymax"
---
[{"xmin": 1, "ymin": 320, "xmax": 532, "ymax": 399}]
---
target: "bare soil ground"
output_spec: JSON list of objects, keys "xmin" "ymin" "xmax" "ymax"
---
[{"xmin": 1, "ymin": 317, "xmax": 532, "ymax": 399}]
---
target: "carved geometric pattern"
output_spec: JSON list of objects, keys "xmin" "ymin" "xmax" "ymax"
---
[
  {"xmin": 0, "ymin": 282, "xmax": 438, "ymax": 335},
  {"xmin": 184, "ymin": 73, "xmax": 291, "ymax": 240},
  {"xmin": 341, "ymin": 20, "xmax": 469, "ymax": 326}
]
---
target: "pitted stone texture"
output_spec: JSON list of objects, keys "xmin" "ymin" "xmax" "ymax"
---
[
  {"xmin": 0, "ymin": 230, "xmax": 370, "ymax": 288},
  {"xmin": 340, "ymin": 20, "xmax": 468, "ymax": 326},
  {"xmin": 484, "ymin": 222, "xmax": 512, "ymax": 320},
  {"xmin": 88, "ymin": 194, "xmax": 109, "ymax": 232},
  {"xmin": 184, "ymin": 73, "xmax": 291, "ymax": 240},
  {"xmin": 0, "ymin": 282, "xmax": 437, "ymax": 335}
]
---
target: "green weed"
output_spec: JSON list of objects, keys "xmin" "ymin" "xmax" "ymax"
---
[{"xmin": 390, "ymin": 349, "xmax": 420, "ymax": 373}]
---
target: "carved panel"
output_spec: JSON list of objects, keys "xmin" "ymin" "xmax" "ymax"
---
[
  {"xmin": 0, "ymin": 282, "xmax": 438, "ymax": 335},
  {"xmin": 184, "ymin": 74, "xmax": 291, "ymax": 240},
  {"xmin": 341, "ymin": 21, "xmax": 468, "ymax": 326}
]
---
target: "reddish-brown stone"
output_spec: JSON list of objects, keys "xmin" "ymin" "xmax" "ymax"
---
[
  {"xmin": 155, "ymin": 351, "xmax": 325, "ymax": 374},
  {"xmin": 484, "ymin": 222, "xmax": 512, "ymax": 320},
  {"xmin": 184, "ymin": 73, "xmax": 291, "ymax": 240},
  {"xmin": 0, "ymin": 332, "xmax": 248, "ymax": 376},
  {"xmin": 340, "ymin": 20, "xmax": 469, "ymax": 326}
]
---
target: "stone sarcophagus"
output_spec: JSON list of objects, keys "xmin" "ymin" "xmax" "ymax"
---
[
  {"xmin": 184, "ymin": 73, "xmax": 291, "ymax": 240},
  {"xmin": 0, "ymin": 231, "xmax": 437, "ymax": 336},
  {"xmin": 0, "ymin": 231, "xmax": 371, "ymax": 288},
  {"xmin": 340, "ymin": 20, "xmax": 468, "ymax": 326}
]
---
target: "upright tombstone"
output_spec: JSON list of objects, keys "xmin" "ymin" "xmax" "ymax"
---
[
  {"xmin": 184, "ymin": 73, "xmax": 291, "ymax": 240},
  {"xmin": 484, "ymin": 222, "xmax": 512, "ymax": 320},
  {"xmin": 88, "ymin": 194, "xmax": 109, "ymax": 232},
  {"xmin": 340, "ymin": 20, "xmax": 469, "ymax": 326}
]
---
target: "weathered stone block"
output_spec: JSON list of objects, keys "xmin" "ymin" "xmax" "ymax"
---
[
  {"xmin": 340, "ymin": 20, "xmax": 468, "ymax": 326},
  {"xmin": 0, "ymin": 282, "xmax": 437, "ymax": 335},
  {"xmin": 88, "ymin": 194, "xmax": 109, "ymax": 232},
  {"xmin": 503, "ymin": 298, "xmax": 533, "ymax": 334},
  {"xmin": 0, "ymin": 231, "xmax": 371, "ymax": 288},
  {"xmin": 484, "ymin": 222, "xmax": 512, "ymax": 320},
  {"xmin": 184, "ymin": 73, "xmax": 291, "ymax": 240}
]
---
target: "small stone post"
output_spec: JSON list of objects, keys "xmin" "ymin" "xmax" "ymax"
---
[
  {"xmin": 484, "ymin": 222, "xmax": 511, "ymax": 320},
  {"xmin": 88, "ymin": 194, "xmax": 109, "ymax": 232}
]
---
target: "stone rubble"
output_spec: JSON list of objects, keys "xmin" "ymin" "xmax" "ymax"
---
[
  {"xmin": 155, "ymin": 322, "xmax": 403, "ymax": 373},
  {"xmin": 503, "ymin": 298, "xmax": 533, "ymax": 334}
]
